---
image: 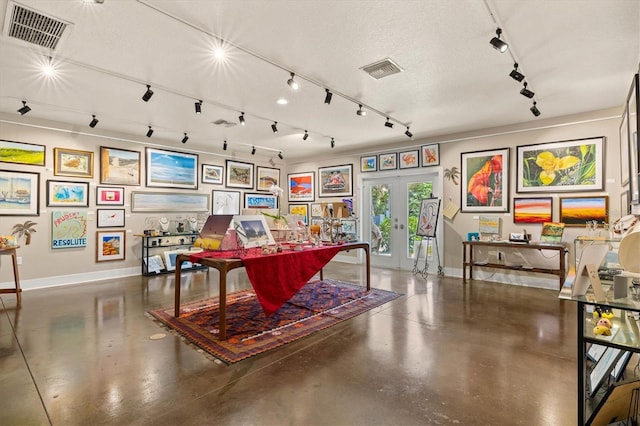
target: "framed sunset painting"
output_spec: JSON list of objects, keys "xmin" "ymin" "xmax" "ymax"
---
[
  {"xmin": 513, "ymin": 197, "xmax": 552, "ymax": 224},
  {"xmin": 559, "ymin": 196, "xmax": 609, "ymax": 227}
]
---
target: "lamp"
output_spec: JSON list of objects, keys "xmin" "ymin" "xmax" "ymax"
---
[
  {"xmin": 142, "ymin": 84, "xmax": 154, "ymax": 102},
  {"xmin": 239, "ymin": 112, "xmax": 245, "ymax": 125},
  {"xmin": 271, "ymin": 122, "xmax": 278, "ymax": 133},
  {"xmin": 278, "ymin": 152, "xmax": 283, "ymax": 160},
  {"xmin": 324, "ymin": 89, "xmax": 332, "ymax": 104},
  {"xmin": 405, "ymin": 127, "xmax": 413, "ymax": 138},
  {"xmin": 223, "ymin": 140, "xmax": 228, "ymax": 150},
  {"xmin": 194, "ymin": 100, "xmax": 202, "ymax": 114},
  {"xmin": 356, "ymin": 104, "xmax": 366, "ymax": 116},
  {"xmin": 251, "ymin": 146, "xmax": 256, "ymax": 155},
  {"xmin": 384, "ymin": 118, "xmax": 394, "ymax": 128},
  {"xmin": 303, "ymin": 130, "xmax": 309, "ymax": 141},
  {"xmin": 530, "ymin": 101, "xmax": 541, "ymax": 117},
  {"xmin": 520, "ymin": 82, "xmax": 535, "ymax": 99},
  {"xmin": 509, "ymin": 63, "xmax": 525, "ymax": 82},
  {"xmin": 146, "ymin": 126, "xmax": 153, "ymax": 137},
  {"xmin": 17, "ymin": 101, "xmax": 31, "ymax": 115},
  {"xmin": 182, "ymin": 133, "xmax": 189, "ymax": 143},
  {"xmin": 489, "ymin": 28, "xmax": 508, "ymax": 53},
  {"xmin": 330, "ymin": 138, "xmax": 335, "ymax": 148},
  {"xmin": 89, "ymin": 115, "xmax": 99, "ymax": 128},
  {"xmin": 287, "ymin": 72, "xmax": 299, "ymax": 90}
]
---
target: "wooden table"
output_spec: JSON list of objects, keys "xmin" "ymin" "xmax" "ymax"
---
[
  {"xmin": 463, "ymin": 240, "xmax": 568, "ymax": 289},
  {"xmin": 0, "ymin": 246, "xmax": 21, "ymax": 301},
  {"xmin": 174, "ymin": 242, "xmax": 370, "ymax": 340}
]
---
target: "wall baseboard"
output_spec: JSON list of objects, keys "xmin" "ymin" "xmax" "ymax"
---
[
  {"xmin": 1, "ymin": 267, "xmax": 141, "ymax": 291},
  {"xmin": 445, "ymin": 267, "xmax": 560, "ymax": 290}
]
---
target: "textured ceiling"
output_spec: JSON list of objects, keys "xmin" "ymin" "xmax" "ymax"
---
[{"xmin": 0, "ymin": 0, "xmax": 638, "ymax": 163}]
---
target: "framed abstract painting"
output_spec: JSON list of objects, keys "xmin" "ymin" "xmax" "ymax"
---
[
  {"xmin": 513, "ymin": 197, "xmax": 552, "ymax": 224},
  {"xmin": 460, "ymin": 148, "xmax": 509, "ymax": 212}
]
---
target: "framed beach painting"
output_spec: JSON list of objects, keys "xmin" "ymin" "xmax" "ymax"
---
[
  {"xmin": 131, "ymin": 191, "xmax": 209, "ymax": 212},
  {"xmin": 421, "ymin": 144, "xmax": 440, "ymax": 167},
  {"xmin": 100, "ymin": 146, "xmax": 140, "ymax": 186},
  {"xmin": 461, "ymin": 148, "xmax": 509, "ymax": 212},
  {"xmin": 97, "ymin": 209, "xmax": 126, "ymax": 228},
  {"xmin": 318, "ymin": 164, "xmax": 352, "ymax": 198},
  {"xmin": 559, "ymin": 196, "xmax": 609, "ymax": 227},
  {"xmin": 360, "ymin": 155, "xmax": 377, "ymax": 172},
  {"xmin": 256, "ymin": 166, "xmax": 280, "ymax": 191},
  {"xmin": 0, "ymin": 140, "xmax": 45, "ymax": 166},
  {"xmin": 212, "ymin": 190, "xmax": 240, "ymax": 215},
  {"xmin": 513, "ymin": 197, "xmax": 553, "ymax": 224},
  {"xmin": 201, "ymin": 164, "xmax": 223, "ymax": 185},
  {"xmin": 244, "ymin": 193, "xmax": 278, "ymax": 209},
  {"xmin": 146, "ymin": 147, "xmax": 198, "ymax": 190},
  {"xmin": 96, "ymin": 230, "xmax": 126, "ymax": 262},
  {"xmin": 96, "ymin": 186, "xmax": 124, "ymax": 206},
  {"xmin": 287, "ymin": 171, "xmax": 315, "ymax": 202},
  {"xmin": 379, "ymin": 153, "xmax": 397, "ymax": 171},
  {"xmin": 47, "ymin": 180, "xmax": 90, "ymax": 207},
  {"xmin": 398, "ymin": 150, "xmax": 419, "ymax": 169},
  {"xmin": 516, "ymin": 137, "xmax": 605, "ymax": 193},
  {"xmin": 0, "ymin": 170, "xmax": 40, "ymax": 216},
  {"xmin": 54, "ymin": 148, "xmax": 94, "ymax": 178},
  {"xmin": 226, "ymin": 160, "xmax": 254, "ymax": 189}
]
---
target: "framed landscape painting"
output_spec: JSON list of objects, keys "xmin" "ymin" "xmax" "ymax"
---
[
  {"xmin": 146, "ymin": 147, "xmax": 198, "ymax": 190},
  {"xmin": 96, "ymin": 230, "xmax": 126, "ymax": 262},
  {"xmin": 461, "ymin": 148, "xmax": 509, "ymax": 212},
  {"xmin": 226, "ymin": 160, "xmax": 254, "ymax": 189},
  {"xmin": 256, "ymin": 166, "xmax": 280, "ymax": 191},
  {"xmin": 47, "ymin": 180, "xmax": 90, "ymax": 207},
  {"xmin": 100, "ymin": 146, "xmax": 140, "ymax": 186},
  {"xmin": 54, "ymin": 148, "xmax": 94, "ymax": 178},
  {"xmin": 131, "ymin": 191, "xmax": 209, "ymax": 212},
  {"xmin": 516, "ymin": 137, "xmax": 605, "ymax": 193},
  {"xmin": 0, "ymin": 170, "xmax": 40, "ymax": 215},
  {"xmin": 559, "ymin": 196, "xmax": 609, "ymax": 227},
  {"xmin": 318, "ymin": 164, "xmax": 352, "ymax": 198},
  {"xmin": 201, "ymin": 164, "xmax": 223, "ymax": 185},
  {"xmin": 513, "ymin": 197, "xmax": 552, "ymax": 224},
  {"xmin": 287, "ymin": 171, "xmax": 315, "ymax": 202},
  {"xmin": 0, "ymin": 140, "xmax": 45, "ymax": 166}
]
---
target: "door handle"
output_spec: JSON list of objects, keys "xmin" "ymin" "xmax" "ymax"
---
[
  {"xmin": 400, "ymin": 224, "xmax": 404, "ymax": 230},
  {"xmin": 394, "ymin": 224, "xmax": 398, "ymax": 229}
]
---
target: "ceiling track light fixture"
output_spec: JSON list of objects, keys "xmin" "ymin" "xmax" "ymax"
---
[
  {"xmin": 405, "ymin": 127, "xmax": 413, "ymax": 138},
  {"xmin": 271, "ymin": 122, "xmax": 278, "ymax": 133},
  {"xmin": 142, "ymin": 84, "xmax": 154, "ymax": 102},
  {"xmin": 303, "ymin": 130, "xmax": 309, "ymax": 141},
  {"xmin": 509, "ymin": 63, "xmax": 525, "ymax": 82},
  {"xmin": 194, "ymin": 100, "xmax": 202, "ymax": 114},
  {"xmin": 17, "ymin": 100, "xmax": 31, "ymax": 115},
  {"xmin": 251, "ymin": 146, "xmax": 256, "ymax": 155},
  {"xmin": 520, "ymin": 82, "xmax": 535, "ymax": 99},
  {"xmin": 356, "ymin": 104, "xmax": 366, "ymax": 116},
  {"xmin": 489, "ymin": 27, "xmax": 508, "ymax": 53},
  {"xmin": 89, "ymin": 114, "xmax": 99, "ymax": 128},
  {"xmin": 223, "ymin": 140, "xmax": 228, "ymax": 151},
  {"xmin": 182, "ymin": 133, "xmax": 189, "ymax": 144},
  {"xmin": 330, "ymin": 138, "xmax": 335, "ymax": 149},
  {"xmin": 269, "ymin": 158, "xmax": 276, "ymax": 167},
  {"xmin": 384, "ymin": 117, "xmax": 394, "ymax": 128},
  {"xmin": 287, "ymin": 72, "xmax": 299, "ymax": 90},
  {"xmin": 530, "ymin": 101, "xmax": 541, "ymax": 117},
  {"xmin": 146, "ymin": 126, "xmax": 154, "ymax": 138},
  {"xmin": 239, "ymin": 112, "xmax": 245, "ymax": 125},
  {"xmin": 278, "ymin": 152, "xmax": 284, "ymax": 160},
  {"xmin": 324, "ymin": 89, "xmax": 333, "ymax": 105}
]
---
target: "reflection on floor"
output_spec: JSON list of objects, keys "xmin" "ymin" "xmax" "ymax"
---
[{"xmin": 0, "ymin": 263, "xmax": 577, "ymax": 425}]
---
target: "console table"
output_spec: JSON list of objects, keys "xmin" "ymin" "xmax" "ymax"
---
[
  {"xmin": 0, "ymin": 246, "xmax": 21, "ymax": 301},
  {"xmin": 462, "ymin": 240, "xmax": 568, "ymax": 289}
]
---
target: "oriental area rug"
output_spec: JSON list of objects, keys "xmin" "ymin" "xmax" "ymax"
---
[{"xmin": 149, "ymin": 279, "xmax": 400, "ymax": 364}]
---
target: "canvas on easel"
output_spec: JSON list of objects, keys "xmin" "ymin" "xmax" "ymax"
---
[{"xmin": 417, "ymin": 198, "xmax": 440, "ymax": 238}]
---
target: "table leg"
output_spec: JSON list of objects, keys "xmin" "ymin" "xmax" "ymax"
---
[
  {"xmin": 462, "ymin": 244, "xmax": 467, "ymax": 282},
  {"xmin": 363, "ymin": 244, "xmax": 370, "ymax": 291},
  {"xmin": 174, "ymin": 256, "xmax": 183, "ymax": 317},
  {"xmin": 559, "ymin": 249, "xmax": 567, "ymax": 290},
  {"xmin": 219, "ymin": 268, "xmax": 227, "ymax": 341}
]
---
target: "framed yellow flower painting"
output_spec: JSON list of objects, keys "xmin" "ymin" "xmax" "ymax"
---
[{"xmin": 516, "ymin": 137, "xmax": 605, "ymax": 193}]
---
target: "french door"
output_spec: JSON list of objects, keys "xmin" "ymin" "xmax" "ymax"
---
[{"xmin": 361, "ymin": 169, "xmax": 443, "ymax": 271}]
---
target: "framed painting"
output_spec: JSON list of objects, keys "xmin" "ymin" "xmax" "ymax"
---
[
  {"xmin": 226, "ymin": 160, "xmax": 254, "ymax": 189},
  {"xmin": 398, "ymin": 150, "xmax": 419, "ymax": 169},
  {"xmin": 318, "ymin": 164, "xmax": 352, "ymax": 198},
  {"xmin": 256, "ymin": 166, "xmax": 280, "ymax": 191},
  {"xmin": 559, "ymin": 196, "xmax": 609, "ymax": 227},
  {"xmin": 417, "ymin": 198, "xmax": 441, "ymax": 237},
  {"xmin": 461, "ymin": 148, "xmax": 509, "ymax": 212},
  {"xmin": 516, "ymin": 136, "xmax": 605, "ymax": 193},
  {"xmin": 621, "ymin": 190, "xmax": 629, "ymax": 216},
  {"xmin": 289, "ymin": 204, "xmax": 308, "ymax": 224},
  {"xmin": 97, "ymin": 209, "xmax": 125, "ymax": 228},
  {"xmin": 628, "ymin": 73, "xmax": 639, "ymax": 204},
  {"xmin": 146, "ymin": 147, "xmax": 198, "ymax": 190},
  {"xmin": 360, "ymin": 155, "xmax": 377, "ymax": 172},
  {"xmin": 513, "ymin": 197, "xmax": 552, "ymax": 224},
  {"xmin": 51, "ymin": 211, "xmax": 88, "ymax": 249},
  {"xmin": 100, "ymin": 146, "xmax": 140, "ymax": 186},
  {"xmin": 0, "ymin": 170, "xmax": 39, "ymax": 216},
  {"xmin": 163, "ymin": 250, "xmax": 192, "ymax": 272},
  {"xmin": 0, "ymin": 140, "xmax": 45, "ymax": 166},
  {"xmin": 96, "ymin": 230, "xmax": 126, "ymax": 262},
  {"xmin": 232, "ymin": 215, "xmax": 275, "ymax": 248},
  {"xmin": 201, "ymin": 164, "xmax": 223, "ymax": 185},
  {"xmin": 421, "ymin": 144, "xmax": 440, "ymax": 167},
  {"xmin": 96, "ymin": 186, "xmax": 124, "ymax": 206},
  {"xmin": 287, "ymin": 171, "xmax": 315, "ymax": 202},
  {"xmin": 341, "ymin": 219, "xmax": 357, "ymax": 236},
  {"xmin": 620, "ymin": 106, "xmax": 630, "ymax": 186},
  {"xmin": 310, "ymin": 203, "xmax": 323, "ymax": 217},
  {"xmin": 212, "ymin": 190, "xmax": 240, "ymax": 215},
  {"xmin": 244, "ymin": 193, "xmax": 278, "ymax": 209},
  {"xmin": 131, "ymin": 191, "xmax": 209, "ymax": 212},
  {"xmin": 54, "ymin": 148, "xmax": 94, "ymax": 178},
  {"xmin": 379, "ymin": 153, "xmax": 397, "ymax": 171},
  {"xmin": 47, "ymin": 180, "xmax": 90, "ymax": 207}
]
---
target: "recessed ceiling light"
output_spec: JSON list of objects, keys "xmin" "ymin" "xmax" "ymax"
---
[
  {"xmin": 213, "ymin": 47, "xmax": 225, "ymax": 60},
  {"xmin": 276, "ymin": 98, "xmax": 288, "ymax": 105}
]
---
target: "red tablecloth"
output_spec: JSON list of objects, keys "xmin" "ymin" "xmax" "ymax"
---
[{"xmin": 189, "ymin": 245, "xmax": 344, "ymax": 316}]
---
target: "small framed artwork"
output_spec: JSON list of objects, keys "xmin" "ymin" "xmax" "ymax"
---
[
  {"xmin": 421, "ymin": 144, "xmax": 440, "ymax": 167},
  {"xmin": 461, "ymin": 148, "xmax": 510, "ymax": 213},
  {"xmin": 97, "ymin": 209, "xmax": 126, "ymax": 228},
  {"xmin": 559, "ymin": 196, "xmax": 609, "ymax": 226},
  {"xmin": 0, "ymin": 139, "xmax": 45, "ymax": 166},
  {"xmin": 256, "ymin": 166, "xmax": 280, "ymax": 191},
  {"xmin": 244, "ymin": 193, "xmax": 278, "ymax": 209},
  {"xmin": 341, "ymin": 219, "xmax": 357, "ymax": 236},
  {"xmin": 232, "ymin": 215, "xmax": 275, "ymax": 248},
  {"xmin": 96, "ymin": 186, "xmax": 124, "ymax": 206},
  {"xmin": 212, "ymin": 190, "xmax": 241, "ymax": 215},
  {"xmin": 100, "ymin": 146, "xmax": 140, "ymax": 186},
  {"xmin": 287, "ymin": 171, "xmax": 315, "ymax": 202},
  {"xmin": 289, "ymin": 204, "xmax": 309, "ymax": 224},
  {"xmin": 96, "ymin": 230, "xmax": 126, "ymax": 262},
  {"xmin": 513, "ymin": 197, "xmax": 553, "ymax": 224},
  {"xmin": 163, "ymin": 250, "xmax": 192, "ymax": 272},
  {"xmin": 0, "ymin": 169, "xmax": 40, "ymax": 216},
  {"xmin": 47, "ymin": 180, "xmax": 90, "ymax": 207},
  {"xmin": 201, "ymin": 164, "xmax": 223, "ymax": 185},
  {"xmin": 146, "ymin": 147, "xmax": 198, "ymax": 190},
  {"xmin": 621, "ymin": 190, "xmax": 629, "ymax": 216},
  {"xmin": 226, "ymin": 160, "xmax": 254, "ymax": 189},
  {"xmin": 51, "ymin": 211, "xmax": 88, "ymax": 249},
  {"xmin": 310, "ymin": 203, "xmax": 323, "ymax": 217},
  {"xmin": 620, "ymin": 107, "xmax": 630, "ymax": 187},
  {"xmin": 379, "ymin": 153, "xmax": 397, "ymax": 171},
  {"xmin": 360, "ymin": 155, "xmax": 377, "ymax": 172},
  {"xmin": 318, "ymin": 164, "xmax": 353, "ymax": 198},
  {"xmin": 398, "ymin": 150, "xmax": 419, "ymax": 169},
  {"xmin": 54, "ymin": 148, "xmax": 94, "ymax": 178}
]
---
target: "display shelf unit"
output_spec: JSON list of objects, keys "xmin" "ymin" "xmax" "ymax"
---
[{"xmin": 137, "ymin": 233, "xmax": 207, "ymax": 276}]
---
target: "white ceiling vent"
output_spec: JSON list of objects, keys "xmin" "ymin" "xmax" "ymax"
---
[
  {"xmin": 212, "ymin": 119, "xmax": 237, "ymax": 128},
  {"xmin": 4, "ymin": 1, "xmax": 72, "ymax": 50},
  {"xmin": 360, "ymin": 58, "xmax": 404, "ymax": 80}
]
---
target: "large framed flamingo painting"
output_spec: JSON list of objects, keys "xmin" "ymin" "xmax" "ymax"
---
[{"xmin": 461, "ymin": 148, "xmax": 510, "ymax": 213}]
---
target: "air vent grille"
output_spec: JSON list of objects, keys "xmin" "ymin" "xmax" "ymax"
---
[
  {"xmin": 360, "ymin": 58, "xmax": 404, "ymax": 80},
  {"xmin": 212, "ymin": 119, "xmax": 237, "ymax": 128},
  {"xmin": 7, "ymin": 3, "xmax": 68, "ymax": 50}
]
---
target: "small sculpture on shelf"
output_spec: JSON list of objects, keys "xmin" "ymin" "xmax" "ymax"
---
[
  {"xmin": 158, "ymin": 217, "xmax": 170, "ymax": 234},
  {"xmin": 188, "ymin": 216, "xmax": 198, "ymax": 233}
]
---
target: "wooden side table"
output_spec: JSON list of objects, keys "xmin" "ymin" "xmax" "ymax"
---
[{"xmin": 0, "ymin": 246, "xmax": 21, "ymax": 300}]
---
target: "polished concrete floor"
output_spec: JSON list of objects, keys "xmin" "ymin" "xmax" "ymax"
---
[{"xmin": 0, "ymin": 264, "xmax": 578, "ymax": 425}]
